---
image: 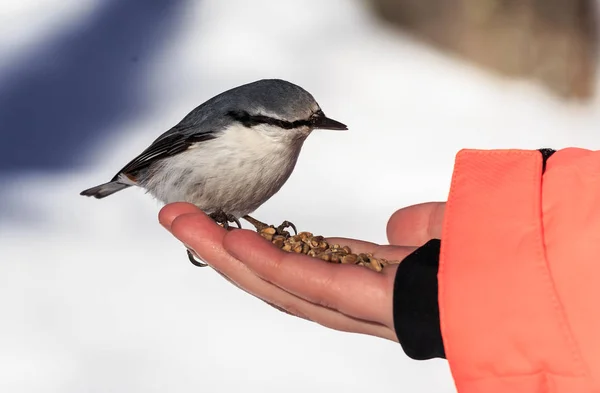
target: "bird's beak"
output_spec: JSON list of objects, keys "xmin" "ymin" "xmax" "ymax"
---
[{"xmin": 311, "ymin": 112, "xmax": 348, "ymax": 130}]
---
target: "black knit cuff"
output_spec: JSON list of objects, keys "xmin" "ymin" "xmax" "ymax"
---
[{"xmin": 393, "ymin": 239, "xmax": 445, "ymax": 360}]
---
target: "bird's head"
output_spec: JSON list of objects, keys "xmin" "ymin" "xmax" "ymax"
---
[{"xmin": 219, "ymin": 79, "xmax": 347, "ymax": 142}]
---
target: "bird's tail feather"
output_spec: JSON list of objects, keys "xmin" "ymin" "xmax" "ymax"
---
[{"xmin": 80, "ymin": 181, "xmax": 131, "ymax": 199}]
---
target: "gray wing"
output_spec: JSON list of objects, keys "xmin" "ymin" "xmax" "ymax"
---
[{"xmin": 110, "ymin": 124, "xmax": 216, "ymax": 181}]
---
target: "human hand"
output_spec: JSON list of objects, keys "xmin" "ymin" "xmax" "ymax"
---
[{"xmin": 159, "ymin": 202, "xmax": 445, "ymax": 342}]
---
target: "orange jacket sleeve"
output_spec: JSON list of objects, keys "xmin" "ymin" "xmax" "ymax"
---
[{"xmin": 439, "ymin": 148, "xmax": 600, "ymax": 393}]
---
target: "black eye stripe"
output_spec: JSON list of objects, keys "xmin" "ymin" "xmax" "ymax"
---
[{"xmin": 227, "ymin": 111, "xmax": 314, "ymax": 129}]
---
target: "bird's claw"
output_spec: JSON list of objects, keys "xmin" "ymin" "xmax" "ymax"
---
[
  {"xmin": 242, "ymin": 215, "xmax": 297, "ymax": 238},
  {"xmin": 275, "ymin": 220, "xmax": 297, "ymax": 236},
  {"xmin": 187, "ymin": 249, "xmax": 208, "ymax": 267},
  {"xmin": 209, "ymin": 210, "xmax": 242, "ymax": 230}
]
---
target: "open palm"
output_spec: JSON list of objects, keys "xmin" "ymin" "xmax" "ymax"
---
[{"xmin": 159, "ymin": 202, "xmax": 445, "ymax": 342}]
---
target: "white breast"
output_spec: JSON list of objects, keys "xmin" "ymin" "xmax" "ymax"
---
[{"xmin": 143, "ymin": 124, "xmax": 307, "ymax": 217}]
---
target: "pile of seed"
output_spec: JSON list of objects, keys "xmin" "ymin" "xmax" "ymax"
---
[{"xmin": 257, "ymin": 227, "xmax": 399, "ymax": 272}]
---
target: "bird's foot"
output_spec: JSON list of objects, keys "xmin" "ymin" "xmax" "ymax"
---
[
  {"xmin": 243, "ymin": 215, "xmax": 297, "ymax": 238},
  {"xmin": 242, "ymin": 215, "xmax": 269, "ymax": 232},
  {"xmin": 209, "ymin": 210, "xmax": 242, "ymax": 230}
]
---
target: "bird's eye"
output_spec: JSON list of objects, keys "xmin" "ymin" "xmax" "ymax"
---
[{"xmin": 310, "ymin": 110, "xmax": 325, "ymax": 125}]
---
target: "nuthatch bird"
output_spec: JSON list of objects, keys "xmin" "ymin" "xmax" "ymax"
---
[{"xmin": 80, "ymin": 79, "xmax": 348, "ymax": 266}]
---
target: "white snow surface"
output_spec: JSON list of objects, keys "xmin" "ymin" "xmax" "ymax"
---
[{"xmin": 2, "ymin": 0, "xmax": 600, "ymax": 392}]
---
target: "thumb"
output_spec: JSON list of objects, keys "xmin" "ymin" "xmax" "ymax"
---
[{"xmin": 386, "ymin": 202, "xmax": 446, "ymax": 246}]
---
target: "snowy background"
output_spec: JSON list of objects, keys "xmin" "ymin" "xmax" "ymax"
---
[{"xmin": 2, "ymin": 0, "xmax": 600, "ymax": 392}]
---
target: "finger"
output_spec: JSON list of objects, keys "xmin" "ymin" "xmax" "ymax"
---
[
  {"xmin": 223, "ymin": 230, "xmax": 395, "ymax": 329},
  {"xmin": 159, "ymin": 202, "xmax": 202, "ymax": 230},
  {"xmin": 264, "ymin": 293, "xmax": 396, "ymax": 341},
  {"xmin": 386, "ymin": 202, "xmax": 446, "ymax": 246},
  {"xmin": 169, "ymin": 211, "xmax": 229, "ymax": 273},
  {"xmin": 169, "ymin": 214, "xmax": 396, "ymax": 340},
  {"xmin": 326, "ymin": 237, "xmax": 417, "ymax": 261},
  {"xmin": 325, "ymin": 237, "xmax": 378, "ymax": 250}
]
